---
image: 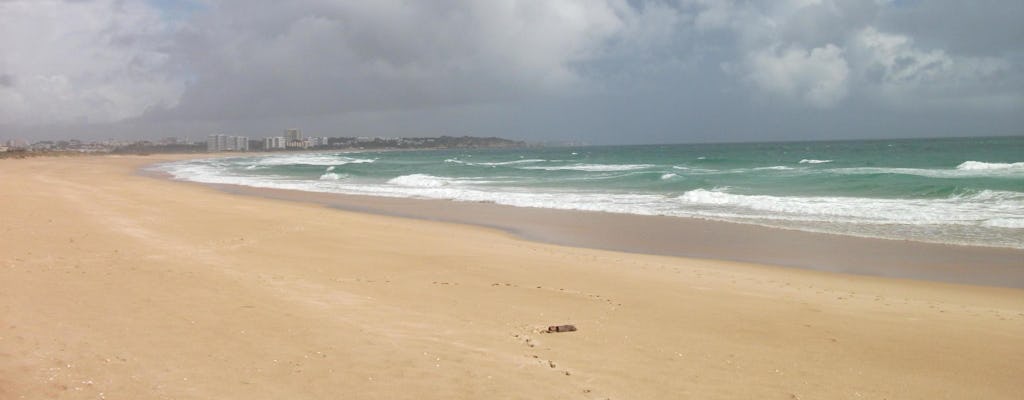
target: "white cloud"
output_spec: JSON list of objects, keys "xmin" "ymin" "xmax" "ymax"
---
[
  {"xmin": 692, "ymin": 0, "xmax": 1020, "ymax": 109},
  {"xmin": 744, "ymin": 43, "xmax": 850, "ymax": 108},
  {"xmin": 693, "ymin": 1, "xmax": 852, "ymax": 107},
  {"xmin": 849, "ymin": 27, "xmax": 1017, "ymax": 108},
  {"xmin": 0, "ymin": 0, "xmax": 185, "ymax": 125}
]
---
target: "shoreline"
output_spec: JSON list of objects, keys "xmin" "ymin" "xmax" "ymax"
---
[
  {"xmin": 143, "ymin": 157, "xmax": 1024, "ymax": 289},
  {"xmin": 4, "ymin": 154, "xmax": 1024, "ymax": 399}
]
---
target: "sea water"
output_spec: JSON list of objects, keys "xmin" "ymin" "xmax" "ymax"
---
[{"xmin": 156, "ymin": 136, "xmax": 1024, "ymax": 249}]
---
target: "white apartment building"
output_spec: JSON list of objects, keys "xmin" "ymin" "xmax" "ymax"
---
[
  {"xmin": 207, "ymin": 134, "xmax": 249, "ymax": 152},
  {"xmin": 264, "ymin": 136, "xmax": 287, "ymax": 150},
  {"xmin": 307, "ymin": 137, "xmax": 330, "ymax": 147}
]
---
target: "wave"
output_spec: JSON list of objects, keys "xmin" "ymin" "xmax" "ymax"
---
[
  {"xmin": 153, "ymin": 155, "xmax": 1024, "ymax": 249},
  {"xmin": 445, "ymin": 158, "xmax": 547, "ymax": 167},
  {"xmin": 520, "ymin": 163, "xmax": 655, "ymax": 172},
  {"xmin": 256, "ymin": 154, "xmax": 377, "ymax": 166},
  {"xmin": 386, "ymin": 174, "xmax": 496, "ymax": 188},
  {"xmin": 956, "ymin": 161, "xmax": 1024, "ymax": 171},
  {"xmin": 753, "ymin": 166, "xmax": 795, "ymax": 171},
  {"xmin": 676, "ymin": 188, "xmax": 1023, "ymax": 226},
  {"xmin": 799, "ymin": 159, "xmax": 833, "ymax": 164},
  {"xmin": 671, "ymin": 166, "xmax": 718, "ymax": 173},
  {"xmin": 831, "ymin": 165, "xmax": 1024, "ymax": 178},
  {"xmin": 387, "ymin": 174, "xmax": 455, "ymax": 188},
  {"xmin": 983, "ymin": 218, "xmax": 1024, "ymax": 229}
]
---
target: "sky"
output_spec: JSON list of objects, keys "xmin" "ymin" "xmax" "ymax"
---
[{"xmin": 1, "ymin": 0, "xmax": 1022, "ymax": 145}]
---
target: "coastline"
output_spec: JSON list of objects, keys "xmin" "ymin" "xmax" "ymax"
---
[
  {"xmin": 3, "ymin": 154, "xmax": 1023, "ymax": 399},
  {"xmin": 145, "ymin": 158, "xmax": 1024, "ymax": 289}
]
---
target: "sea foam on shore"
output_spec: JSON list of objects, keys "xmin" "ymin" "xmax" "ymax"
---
[{"xmin": 154, "ymin": 137, "xmax": 1024, "ymax": 249}]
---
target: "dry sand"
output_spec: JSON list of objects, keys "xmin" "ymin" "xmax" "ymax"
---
[{"xmin": 1, "ymin": 155, "xmax": 1022, "ymax": 399}]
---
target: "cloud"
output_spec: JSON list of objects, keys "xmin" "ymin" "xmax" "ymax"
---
[
  {"xmin": 693, "ymin": 0, "xmax": 1021, "ymax": 109},
  {"xmin": 743, "ymin": 43, "xmax": 850, "ymax": 108},
  {"xmin": 0, "ymin": 0, "xmax": 185, "ymax": 125},
  {"xmin": 0, "ymin": 0, "xmax": 1021, "ymax": 142},
  {"xmin": 696, "ymin": 0, "xmax": 855, "ymax": 107},
  {"xmin": 850, "ymin": 27, "xmax": 1018, "ymax": 108},
  {"xmin": 152, "ymin": 0, "xmax": 665, "ymax": 121}
]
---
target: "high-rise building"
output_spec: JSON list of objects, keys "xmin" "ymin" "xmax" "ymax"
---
[
  {"xmin": 285, "ymin": 128, "xmax": 302, "ymax": 143},
  {"xmin": 233, "ymin": 136, "xmax": 249, "ymax": 151},
  {"xmin": 264, "ymin": 136, "xmax": 287, "ymax": 150},
  {"xmin": 207, "ymin": 134, "xmax": 249, "ymax": 152}
]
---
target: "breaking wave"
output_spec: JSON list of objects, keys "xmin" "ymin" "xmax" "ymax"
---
[
  {"xmin": 256, "ymin": 154, "xmax": 376, "ymax": 166},
  {"xmin": 956, "ymin": 161, "xmax": 1024, "ymax": 171},
  {"xmin": 520, "ymin": 164, "xmax": 655, "ymax": 172}
]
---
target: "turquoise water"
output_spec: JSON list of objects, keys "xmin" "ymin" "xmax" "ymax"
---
[{"xmin": 157, "ymin": 136, "xmax": 1024, "ymax": 249}]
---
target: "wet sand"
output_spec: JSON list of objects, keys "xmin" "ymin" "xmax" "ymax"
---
[
  {"xmin": 2, "ymin": 154, "xmax": 1023, "ymax": 399},
  {"xmin": 210, "ymin": 184, "xmax": 1024, "ymax": 288}
]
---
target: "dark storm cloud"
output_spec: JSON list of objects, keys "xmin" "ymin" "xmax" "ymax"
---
[{"xmin": 2, "ymin": 0, "xmax": 1022, "ymax": 143}]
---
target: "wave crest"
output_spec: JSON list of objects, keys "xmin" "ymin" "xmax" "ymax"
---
[
  {"xmin": 677, "ymin": 188, "xmax": 1023, "ymax": 225},
  {"xmin": 446, "ymin": 158, "xmax": 546, "ymax": 167},
  {"xmin": 387, "ymin": 174, "xmax": 452, "ymax": 187},
  {"xmin": 520, "ymin": 163, "xmax": 654, "ymax": 172},
  {"xmin": 257, "ymin": 155, "xmax": 377, "ymax": 166},
  {"xmin": 956, "ymin": 161, "xmax": 1024, "ymax": 171}
]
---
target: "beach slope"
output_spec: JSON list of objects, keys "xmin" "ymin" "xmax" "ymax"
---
[{"xmin": 1, "ymin": 155, "xmax": 1022, "ymax": 399}]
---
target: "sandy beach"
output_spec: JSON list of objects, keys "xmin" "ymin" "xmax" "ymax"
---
[
  {"xmin": 210, "ymin": 184, "xmax": 1024, "ymax": 288},
  {"xmin": 2, "ymin": 155, "xmax": 1023, "ymax": 399}
]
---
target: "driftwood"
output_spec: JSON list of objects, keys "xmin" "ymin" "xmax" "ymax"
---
[{"xmin": 546, "ymin": 324, "xmax": 577, "ymax": 333}]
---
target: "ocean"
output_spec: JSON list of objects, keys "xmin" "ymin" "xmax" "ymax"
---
[{"xmin": 155, "ymin": 136, "xmax": 1024, "ymax": 249}]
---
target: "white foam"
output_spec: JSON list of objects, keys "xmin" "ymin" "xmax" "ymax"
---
[
  {"xmin": 326, "ymin": 166, "xmax": 335, "ymax": 171},
  {"xmin": 661, "ymin": 173, "xmax": 678, "ymax": 180},
  {"xmin": 446, "ymin": 158, "xmax": 546, "ymax": 167},
  {"xmin": 754, "ymin": 166, "xmax": 795, "ymax": 171},
  {"xmin": 153, "ymin": 158, "xmax": 1024, "ymax": 249},
  {"xmin": 154, "ymin": 160, "xmax": 265, "ymax": 185},
  {"xmin": 256, "ymin": 154, "xmax": 376, "ymax": 166},
  {"xmin": 983, "ymin": 218, "xmax": 1024, "ymax": 229},
  {"xmin": 386, "ymin": 174, "xmax": 494, "ymax": 188},
  {"xmin": 667, "ymin": 165, "xmax": 716, "ymax": 172},
  {"xmin": 832, "ymin": 165, "xmax": 1024, "ymax": 178},
  {"xmin": 956, "ymin": 161, "xmax": 1024, "ymax": 171},
  {"xmin": 799, "ymin": 159, "xmax": 833, "ymax": 164},
  {"xmin": 954, "ymin": 189, "xmax": 1024, "ymax": 202},
  {"xmin": 387, "ymin": 174, "xmax": 452, "ymax": 187},
  {"xmin": 521, "ymin": 163, "xmax": 654, "ymax": 172},
  {"xmin": 676, "ymin": 188, "xmax": 1024, "ymax": 226}
]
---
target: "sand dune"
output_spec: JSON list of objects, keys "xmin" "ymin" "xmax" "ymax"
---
[{"xmin": 1, "ymin": 155, "xmax": 1022, "ymax": 399}]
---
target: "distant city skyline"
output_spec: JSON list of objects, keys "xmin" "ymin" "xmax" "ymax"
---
[{"xmin": 1, "ymin": 1, "xmax": 1022, "ymax": 145}]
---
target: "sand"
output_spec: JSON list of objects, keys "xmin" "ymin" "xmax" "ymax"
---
[
  {"xmin": 1, "ymin": 155, "xmax": 1022, "ymax": 399},
  {"xmin": 210, "ymin": 184, "xmax": 1024, "ymax": 288}
]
